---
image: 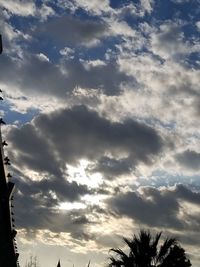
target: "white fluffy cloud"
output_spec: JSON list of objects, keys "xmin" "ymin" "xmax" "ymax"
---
[
  {"xmin": 71, "ymin": 0, "xmax": 111, "ymax": 15},
  {"xmin": 140, "ymin": 0, "xmax": 154, "ymax": 14},
  {"xmin": 0, "ymin": 0, "xmax": 36, "ymax": 16}
]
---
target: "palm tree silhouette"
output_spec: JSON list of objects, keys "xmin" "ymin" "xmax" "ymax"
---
[{"xmin": 108, "ymin": 230, "xmax": 191, "ymax": 267}]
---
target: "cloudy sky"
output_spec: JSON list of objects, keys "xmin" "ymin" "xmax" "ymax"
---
[{"xmin": 1, "ymin": 0, "xmax": 200, "ymax": 266}]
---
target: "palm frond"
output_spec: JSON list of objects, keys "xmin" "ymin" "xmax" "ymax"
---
[
  {"xmin": 108, "ymin": 230, "xmax": 189, "ymax": 267},
  {"xmin": 109, "ymin": 249, "xmax": 132, "ymax": 267},
  {"xmin": 151, "ymin": 232, "xmax": 162, "ymax": 257},
  {"xmin": 110, "ymin": 248, "xmax": 129, "ymax": 260},
  {"xmin": 157, "ymin": 237, "xmax": 177, "ymax": 263}
]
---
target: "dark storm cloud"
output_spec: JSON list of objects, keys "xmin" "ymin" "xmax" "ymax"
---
[
  {"xmin": 175, "ymin": 150, "xmax": 200, "ymax": 170},
  {"xmin": 108, "ymin": 186, "xmax": 181, "ymax": 229},
  {"xmin": 14, "ymin": 187, "xmax": 91, "ymax": 239},
  {"xmin": 7, "ymin": 105, "xmax": 164, "ymax": 237},
  {"xmin": 35, "ymin": 105, "xmax": 163, "ymax": 164},
  {"xmin": 8, "ymin": 105, "xmax": 163, "ymax": 175},
  {"xmin": 175, "ymin": 184, "xmax": 200, "ymax": 204},
  {"xmin": 37, "ymin": 15, "xmax": 109, "ymax": 46},
  {"xmin": 61, "ymin": 59, "xmax": 133, "ymax": 96},
  {"xmin": 16, "ymin": 173, "xmax": 90, "ymax": 203},
  {"xmin": 11, "ymin": 171, "xmax": 92, "ymax": 239},
  {"xmin": 0, "ymin": 53, "xmax": 133, "ymax": 97},
  {"xmin": 8, "ymin": 124, "xmax": 62, "ymax": 176},
  {"xmin": 89, "ymin": 156, "xmax": 133, "ymax": 179},
  {"xmin": 107, "ymin": 184, "xmax": 200, "ymax": 230}
]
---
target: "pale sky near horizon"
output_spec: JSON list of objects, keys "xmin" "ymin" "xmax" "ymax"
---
[{"xmin": 0, "ymin": 0, "xmax": 200, "ymax": 266}]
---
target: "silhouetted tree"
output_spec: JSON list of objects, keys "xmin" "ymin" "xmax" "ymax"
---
[
  {"xmin": 108, "ymin": 230, "xmax": 191, "ymax": 267},
  {"xmin": 25, "ymin": 255, "xmax": 39, "ymax": 267}
]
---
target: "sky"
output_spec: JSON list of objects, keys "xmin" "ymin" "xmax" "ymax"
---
[{"xmin": 0, "ymin": 0, "xmax": 200, "ymax": 266}]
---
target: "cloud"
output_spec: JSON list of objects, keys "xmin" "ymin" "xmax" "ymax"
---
[
  {"xmin": 7, "ymin": 105, "xmax": 163, "ymax": 176},
  {"xmin": 151, "ymin": 22, "xmax": 187, "ymax": 59},
  {"xmin": 107, "ymin": 184, "xmax": 200, "ymax": 231},
  {"xmin": 0, "ymin": 11, "xmax": 32, "ymax": 58},
  {"xmin": 36, "ymin": 3, "xmax": 55, "ymax": 21},
  {"xmin": 1, "ymin": 1, "xmax": 200, "ymax": 266},
  {"xmin": 140, "ymin": 0, "xmax": 154, "ymax": 14},
  {"xmin": 8, "ymin": 123, "xmax": 62, "ymax": 176},
  {"xmin": 116, "ymin": 44, "xmax": 200, "ymax": 141},
  {"xmin": 59, "ymin": 47, "xmax": 75, "ymax": 59},
  {"xmin": 11, "ymin": 171, "xmax": 92, "ymax": 237},
  {"xmin": 0, "ymin": 0, "xmax": 58, "ymax": 21},
  {"xmin": 176, "ymin": 150, "xmax": 200, "ymax": 170},
  {"xmin": 70, "ymin": 0, "xmax": 111, "ymax": 15},
  {"xmin": 108, "ymin": 186, "xmax": 181, "ymax": 229},
  {"xmin": 0, "ymin": 0, "xmax": 36, "ymax": 16},
  {"xmin": 90, "ymin": 156, "xmax": 133, "ymax": 178},
  {"xmin": 0, "ymin": 53, "xmax": 133, "ymax": 102},
  {"xmin": 14, "ymin": 185, "xmax": 91, "ymax": 238},
  {"xmin": 105, "ymin": 17, "xmax": 136, "ymax": 38},
  {"xmin": 175, "ymin": 184, "xmax": 200, "ymax": 204},
  {"xmin": 196, "ymin": 21, "xmax": 200, "ymax": 31},
  {"xmin": 37, "ymin": 15, "xmax": 109, "ymax": 47}
]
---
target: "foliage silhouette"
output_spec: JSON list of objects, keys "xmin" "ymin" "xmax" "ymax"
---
[
  {"xmin": 25, "ymin": 255, "xmax": 39, "ymax": 267},
  {"xmin": 108, "ymin": 230, "xmax": 191, "ymax": 267}
]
